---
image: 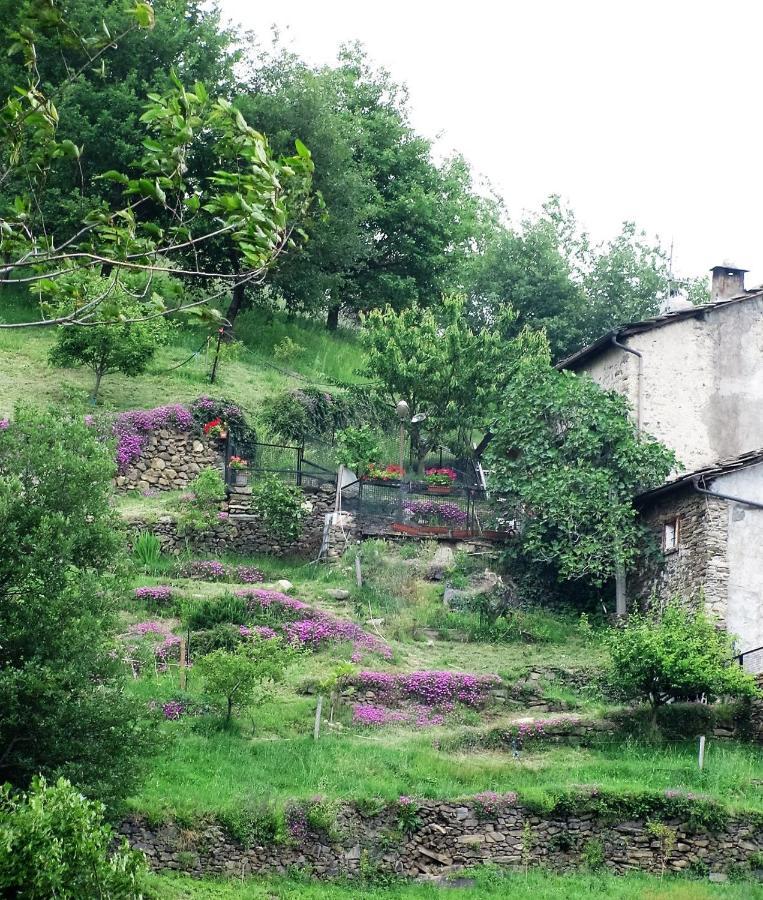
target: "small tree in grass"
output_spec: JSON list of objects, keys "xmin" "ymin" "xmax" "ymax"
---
[
  {"xmin": 250, "ymin": 474, "xmax": 306, "ymax": 542},
  {"xmin": 605, "ymin": 600, "xmax": 759, "ymax": 728},
  {"xmin": 196, "ymin": 637, "xmax": 296, "ymax": 726},
  {"xmin": 46, "ymin": 271, "xmax": 173, "ymax": 401}
]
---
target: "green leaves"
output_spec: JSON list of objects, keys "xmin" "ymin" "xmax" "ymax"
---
[{"xmin": 131, "ymin": 1, "xmax": 156, "ymax": 29}]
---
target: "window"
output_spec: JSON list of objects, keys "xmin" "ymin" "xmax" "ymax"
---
[{"xmin": 662, "ymin": 517, "xmax": 680, "ymax": 553}]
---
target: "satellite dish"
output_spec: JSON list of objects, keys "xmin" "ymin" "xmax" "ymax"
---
[{"xmin": 411, "ymin": 412, "xmax": 427, "ymax": 424}]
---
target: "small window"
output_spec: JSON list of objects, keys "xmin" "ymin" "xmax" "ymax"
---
[{"xmin": 662, "ymin": 517, "xmax": 680, "ymax": 553}]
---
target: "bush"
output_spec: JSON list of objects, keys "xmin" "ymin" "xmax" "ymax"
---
[
  {"xmin": 132, "ymin": 531, "xmax": 163, "ymax": 572},
  {"xmin": 250, "ymin": 475, "xmax": 306, "ymax": 542},
  {"xmin": 191, "ymin": 623, "xmax": 246, "ymax": 657},
  {"xmin": 184, "ymin": 595, "xmax": 248, "ymax": 630},
  {"xmin": 605, "ymin": 599, "xmax": 759, "ymax": 726},
  {"xmin": 335, "ymin": 426, "xmax": 381, "ymax": 476},
  {"xmin": 189, "ymin": 396, "xmax": 257, "ymax": 458},
  {"xmin": 0, "ymin": 777, "xmax": 147, "ymax": 899},
  {"xmin": 260, "ymin": 386, "xmax": 385, "ymax": 445},
  {"xmin": 176, "ymin": 467, "xmax": 227, "ymax": 534}
]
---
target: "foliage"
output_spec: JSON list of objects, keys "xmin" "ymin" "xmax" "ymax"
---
[
  {"xmin": 0, "ymin": 405, "xmax": 153, "ymax": 805},
  {"xmin": 133, "ymin": 530, "xmax": 163, "ymax": 572},
  {"xmin": 0, "ymin": 776, "xmax": 147, "ymax": 899},
  {"xmin": 190, "ymin": 624, "xmax": 247, "ymax": 658},
  {"xmin": 487, "ymin": 352, "xmax": 675, "ymax": 584},
  {"xmin": 335, "ymin": 425, "xmax": 380, "ymax": 476},
  {"xmin": 176, "ymin": 467, "xmax": 226, "ymax": 534},
  {"xmin": 189, "ymin": 396, "xmax": 257, "ymax": 458},
  {"xmin": 605, "ymin": 600, "xmax": 759, "ymax": 715},
  {"xmin": 46, "ymin": 271, "xmax": 173, "ymax": 400},
  {"xmin": 362, "ymin": 295, "xmax": 527, "ymax": 467},
  {"xmin": 196, "ymin": 638, "xmax": 295, "ymax": 724},
  {"xmin": 238, "ymin": 44, "xmax": 486, "ymax": 328},
  {"xmin": 260, "ymin": 386, "xmax": 372, "ymax": 445},
  {"xmin": 185, "ymin": 595, "xmax": 248, "ymax": 631},
  {"xmin": 0, "ymin": 3, "xmax": 314, "ymax": 329},
  {"xmin": 250, "ymin": 474, "xmax": 306, "ymax": 543}
]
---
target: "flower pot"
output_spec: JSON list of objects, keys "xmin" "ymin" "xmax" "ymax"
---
[
  {"xmin": 234, "ymin": 472, "xmax": 248, "ymax": 486},
  {"xmin": 217, "ymin": 430, "xmax": 228, "ymax": 441},
  {"xmin": 426, "ymin": 484, "xmax": 452, "ymax": 495}
]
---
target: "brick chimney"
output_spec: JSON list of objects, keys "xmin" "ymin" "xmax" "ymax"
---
[{"xmin": 710, "ymin": 263, "xmax": 747, "ymax": 301}]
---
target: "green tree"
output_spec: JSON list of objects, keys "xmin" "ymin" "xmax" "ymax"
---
[
  {"xmin": 239, "ymin": 44, "xmax": 484, "ymax": 329},
  {"xmin": 0, "ymin": 3, "xmax": 314, "ymax": 328},
  {"xmin": 605, "ymin": 600, "xmax": 759, "ymax": 726},
  {"xmin": 362, "ymin": 295, "xmax": 519, "ymax": 470},
  {"xmin": 196, "ymin": 637, "xmax": 295, "ymax": 725},
  {"xmin": 250, "ymin": 474, "xmax": 306, "ymax": 543},
  {"xmin": 0, "ymin": 406, "xmax": 153, "ymax": 805},
  {"xmin": 486, "ymin": 350, "xmax": 675, "ymax": 601},
  {"xmin": 0, "ymin": 776, "xmax": 147, "ymax": 899},
  {"xmin": 46, "ymin": 271, "xmax": 173, "ymax": 400}
]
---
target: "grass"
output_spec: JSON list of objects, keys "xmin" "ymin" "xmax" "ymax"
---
[
  {"xmin": 0, "ymin": 287, "xmax": 363, "ymax": 418},
  {"xmin": 149, "ymin": 869, "xmax": 763, "ymax": 899}
]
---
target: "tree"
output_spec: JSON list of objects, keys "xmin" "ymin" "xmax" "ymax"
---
[
  {"xmin": 0, "ymin": 3, "xmax": 314, "ymax": 328},
  {"xmin": 0, "ymin": 776, "xmax": 147, "ymax": 899},
  {"xmin": 605, "ymin": 600, "xmax": 759, "ymax": 727},
  {"xmin": 362, "ymin": 295, "xmax": 520, "ymax": 471},
  {"xmin": 239, "ymin": 44, "xmax": 484, "ymax": 329},
  {"xmin": 486, "ymin": 350, "xmax": 675, "ymax": 600},
  {"xmin": 196, "ymin": 637, "xmax": 295, "ymax": 725},
  {"xmin": 0, "ymin": 406, "xmax": 154, "ymax": 806},
  {"xmin": 250, "ymin": 475, "xmax": 306, "ymax": 543},
  {"xmin": 47, "ymin": 271, "xmax": 173, "ymax": 400}
]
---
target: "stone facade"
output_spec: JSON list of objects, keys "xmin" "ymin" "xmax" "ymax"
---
[
  {"xmin": 120, "ymin": 800, "xmax": 763, "ymax": 880},
  {"xmin": 632, "ymin": 483, "xmax": 729, "ymax": 620},
  {"xmin": 129, "ymin": 482, "xmax": 346, "ymax": 559},
  {"xmin": 565, "ymin": 293, "xmax": 763, "ymax": 476},
  {"xmin": 115, "ymin": 428, "xmax": 224, "ymax": 492}
]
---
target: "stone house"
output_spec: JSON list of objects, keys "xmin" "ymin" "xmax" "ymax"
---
[
  {"xmin": 558, "ymin": 266, "xmax": 763, "ymax": 664},
  {"xmin": 558, "ymin": 265, "xmax": 763, "ymax": 474},
  {"xmin": 633, "ymin": 450, "xmax": 763, "ymax": 667}
]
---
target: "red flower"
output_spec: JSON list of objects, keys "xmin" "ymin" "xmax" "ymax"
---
[{"xmin": 203, "ymin": 417, "xmax": 222, "ymax": 435}]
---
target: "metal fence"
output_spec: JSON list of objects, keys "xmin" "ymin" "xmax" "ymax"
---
[
  {"xmin": 353, "ymin": 478, "xmax": 509, "ymax": 538},
  {"xmin": 225, "ymin": 440, "xmax": 336, "ymax": 489}
]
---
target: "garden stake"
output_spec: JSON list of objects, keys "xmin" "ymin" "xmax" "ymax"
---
[
  {"xmin": 314, "ymin": 694, "xmax": 323, "ymax": 740},
  {"xmin": 179, "ymin": 638, "xmax": 187, "ymax": 691},
  {"xmin": 698, "ymin": 735, "xmax": 706, "ymax": 770}
]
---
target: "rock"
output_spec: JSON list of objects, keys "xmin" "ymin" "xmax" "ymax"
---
[
  {"xmin": 709, "ymin": 873, "xmax": 729, "ymax": 883},
  {"xmin": 326, "ymin": 589, "xmax": 350, "ymax": 600},
  {"xmin": 426, "ymin": 545, "xmax": 455, "ymax": 581},
  {"xmin": 275, "ymin": 579, "xmax": 293, "ymax": 593},
  {"xmin": 151, "ymin": 457, "xmax": 166, "ymax": 470}
]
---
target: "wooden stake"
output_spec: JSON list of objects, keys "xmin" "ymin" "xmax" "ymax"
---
[
  {"xmin": 355, "ymin": 555, "xmax": 363, "ymax": 588},
  {"xmin": 179, "ymin": 638, "xmax": 187, "ymax": 691},
  {"xmin": 313, "ymin": 694, "xmax": 323, "ymax": 741},
  {"xmin": 698, "ymin": 735, "xmax": 706, "ymax": 770}
]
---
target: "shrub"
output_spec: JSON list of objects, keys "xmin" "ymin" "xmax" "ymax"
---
[
  {"xmin": 250, "ymin": 475, "xmax": 306, "ymax": 542},
  {"xmin": 178, "ymin": 559, "xmax": 228, "ymax": 581},
  {"xmin": 335, "ymin": 426, "xmax": 381, "ymax": 476},
  {"xmin": 218, "ymin": 801, "xmax": 283, "ymax": 848},
  {"xmin": 189, "ymin": 396, "xmax": 257, "ymax": 457},
  {"xmin": 132, "ymin": 531, "xmax": 163, "ymax": 571},
  {"xmin": 176, "ymin": 468, "xmax": 227, "ymax": 534},
  {"xmin": 273, "ymin": 336, "xmax": 306, "ymax": 361},
  {"xmin": 191, "ymin": 624, "xmax": 247, "ymax": 657},
  {"xmin": 134, "ymin": 585, "xmax": 174, "ymax": 611},
  {"xmin": 0, "ymin": 777, "xmax": 147, "ymax": 898},
  {"xmin": 605, "ymin": 599, "xmax": 759, "ymax": 727},
  {"xmin": 184, "ymin": 595, "xmax": 248, "ymax": 630}
]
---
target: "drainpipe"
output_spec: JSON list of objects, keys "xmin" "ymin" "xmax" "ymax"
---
[
  {"xmin": 610, "ymin": 335, "xmax": 642, "ymax": 619},
  {"xmin": 692, "ymin": 477, "xmax": 763, "ymax": 511},
  {"xmin": 610, "ymin": 334, "xmax": 643, "ymax": 433}
]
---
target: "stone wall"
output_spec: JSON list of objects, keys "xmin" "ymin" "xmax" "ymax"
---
[
  {"xmin": 120, "ymin": 799, "xmax": 763, "ymax": 880},
  {"xmin": 632, "ymin": 483, "xmax": 729, "ymax": 620},
  {"xmin": 115, "ymin": 428, "xmax": 224, "ymax": 492},
  {"xmin": 129, "ymin": 482, "xmax": 344, "ymax": 558}
]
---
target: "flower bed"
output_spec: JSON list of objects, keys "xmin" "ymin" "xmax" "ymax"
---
[
  {"xmin": 352, "ymin": 704, "xmax": 445, "ymax": 728},
  {"xmin": 177, "ymin": 560, "xmax": 265, "ymax": 584},
  {"xmin": 124, "ymin": 621, "xmax": 181, "ymax": 672},
  {"xmin": 402, "ymin": 499, "xmax": 467, "ymax": 528},
  {"xmin": 235, "ymin": 588, "xmax": 392, "ymax": 661},
  {"xmin": 114, "ymin": 404, "xmax": 193, "ymax": 473},
  {"xmin": 354, "ymin": 669, "xmax": 500, "ymax": 707},
  {"xmin": 134, "ymin": 586, "xmax": 173, "ymax": 606}
]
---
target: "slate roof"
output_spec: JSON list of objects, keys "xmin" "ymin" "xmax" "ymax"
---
[
  {"xmin": 636, "ymin": 449, "xmax": 763, "ymax": 506},
  {"xmin": 557, "ymin": 289, "xmax": 763, "ymax": 371}
]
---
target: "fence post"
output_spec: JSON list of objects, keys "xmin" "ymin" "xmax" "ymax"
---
[{"xmin": 297, "ymin": 445, "xmax": 303, "ymax": 487}]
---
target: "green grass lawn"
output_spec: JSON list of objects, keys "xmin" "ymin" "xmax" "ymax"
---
[
  {"xmin": 149, "ymin": 870, "xmax": 763, "ymax": 899},
  {"xmin": 0, "ymin": 288, "xmax": 362, "ymax": 417}
]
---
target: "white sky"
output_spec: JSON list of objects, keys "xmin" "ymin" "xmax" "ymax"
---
[{"xmin": 222, "ymin": 0, "xmax": 763, "ymax": 285}]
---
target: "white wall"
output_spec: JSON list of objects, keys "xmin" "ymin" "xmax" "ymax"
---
[
  {"xmin": 576, "ymin": 295, "xmax": 763, "ymax": 476},
  {"xmin": 712, "ymin": 464, "xmax": 763, "ymax": 654}
]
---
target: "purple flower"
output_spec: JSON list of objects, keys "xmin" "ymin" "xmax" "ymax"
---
[
  {"xmin": 134, "ymin": 586, "xmax": 173, "ymax": 604},
  {"xmin": 83, "ymin": 414, "xmax": 94, "ymax": 427},
  {"xmin": 0, "ymin": 418, "xmax": 8, "ymax": 430},
  {"xmin": 402, "ymin": 499, "xmax": 467, "ymax": 527},
  {"xmin": 235, "ymin": 565, "xmax": 264, "ymax": 584},
  {"xmin": 179, "ymin": 560, "xmax": 227, "ymax": 581},
  {"xmin": 112, "ymin": 404, "xmax": 193, "ymax": 473},
  {"xmin": 218, "ymin": 511, "xmax": 229, "ymax": 522},
  {"xmin": 162, "ymin": 700, "xmax": 185, "ymax": 720}
]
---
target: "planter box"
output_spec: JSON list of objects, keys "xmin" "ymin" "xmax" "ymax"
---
[
  {"xmin": 479, "ymin": 529, "xmax": 512, "ymax": 541},
  {"xmin": 426, "ymin": 484, "xmax": 453, "ymax": 495},
  {"xmin": 233, "ymin": 472, "xmax": 248, "ymax": 486},
  {"xmin": 362, "ymin": 478, "xmax": 403, "ymax": 488},
  {"xmin": 392, "ymin": 523, "xmax": 471, "ymax": 539}
]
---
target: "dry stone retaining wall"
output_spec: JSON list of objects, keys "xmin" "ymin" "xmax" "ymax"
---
[
  {"xmin": 120, "ymin": 800, "xmax": 763, "ymax": 880},
  {"xmin": 129, "ymin": 482, "xmax": 343, "ymax": 558},
  {"xmin": 115, "ymin": 429, "xmax": 224, "ymax": 492}
]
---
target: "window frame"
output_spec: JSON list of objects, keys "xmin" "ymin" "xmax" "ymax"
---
[{"xmin": 661, "ymin": 516, "xmax": 680, "ymax": 554}]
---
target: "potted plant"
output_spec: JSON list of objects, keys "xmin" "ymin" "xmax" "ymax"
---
[
  {"xmin": 364, "ymin": 463, "xmax": 404, "ymax": 485},
  {"xmin": 229, "ymin": 455, "xmax": 248, "ymax": 486},
  {"xmin": 395, "ymin": 499, "xmax": 469, "ymax": 537},
  {"xmin": 203, "ymin": 418, "xmax": 228, "ymax": 441},
  {"xmin": 424, "ymin": 467, "xmax": 457, "ymax": 495}
]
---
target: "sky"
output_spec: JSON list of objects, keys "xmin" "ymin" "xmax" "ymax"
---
[{"xmin": 222, "ymin": 0, "xmax": 763, "ymax": 286}]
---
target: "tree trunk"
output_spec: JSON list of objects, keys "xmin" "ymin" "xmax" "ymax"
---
[
  {"xmin": 225, "ymin": 280, "xmax": 248, "ymax": 335},
  {"xmin": 226, "ymin": 696, "xmax": 233, "ymax": 725},
  {"xmin": 326, "ymin": 303, "xmax": 340, "ymax": 331},
  {"xmin": 91, "ymin": 366, "xmax": 105, "ymax": 403}
]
